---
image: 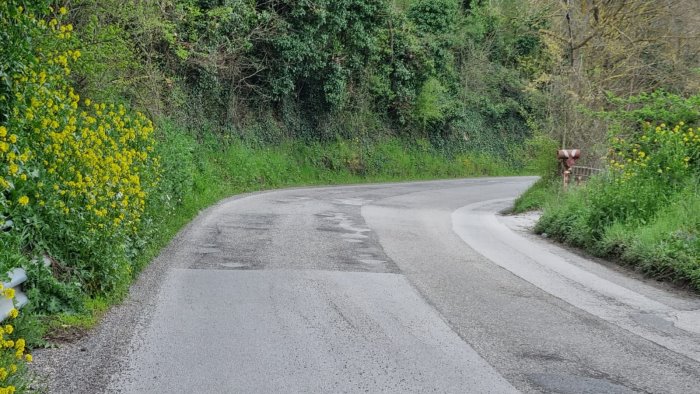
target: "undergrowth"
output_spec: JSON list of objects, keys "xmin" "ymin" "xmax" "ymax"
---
[{"xmin": 530, "ymin": 94, "xmax": 700, "ymax": 290}]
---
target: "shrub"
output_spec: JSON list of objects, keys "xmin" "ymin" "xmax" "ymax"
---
[
  {"xmin": 408, "ymin": 0, "xmax": 459, "ymax": 35},
  {"xmin": 522, "ymin": 133, "xmax": 559, "ymax": 177},
  {"xmin": 603, "ymin": 91, "xmax": 700, "ymax": 128},
  {"xmin": 1, "ymin": 4, "xmax": 160, "ymax": 306},
  {"xmin": 536, "ymin": 96, "xmax": 700, "ymax": 289},
  {"xmin": 609, "ymin": 121, "xmax": 699, "ymax": 182}
]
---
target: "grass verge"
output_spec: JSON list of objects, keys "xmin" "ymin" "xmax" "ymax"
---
[
  {"xmin": 532, "ymin": 176, "xmax": 700, "ymax": 291},
  {"xmin": 511, "ymin": 177, "xmax": 559, "ymax": 213}
]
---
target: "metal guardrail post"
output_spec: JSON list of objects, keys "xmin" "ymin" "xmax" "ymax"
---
[{"xmin": 0, "ymin": 268, "xmax": 29, "ymax": 321}]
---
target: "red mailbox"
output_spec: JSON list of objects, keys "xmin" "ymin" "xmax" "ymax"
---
[
  {"xmin": 557, "ymin": 149, "xmax": 581, "ymax": 189},
  {"xmin": 557, "ymin": 149, "xmax": 581, "ymax": 169}
]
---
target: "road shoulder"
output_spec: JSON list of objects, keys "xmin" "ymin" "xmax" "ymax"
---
[{"xmin": 452, "ymin": 199, "xmax": 700, "ymax": 361}]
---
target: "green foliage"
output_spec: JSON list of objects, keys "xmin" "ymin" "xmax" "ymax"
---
[
  {"xmin": 58, "ymin": 0, "xmax": 546, "ymax": 153},
  {"xmin": 512, "ymin": 177, "xmax": 559, "ymax": 213},
  {"xmin": 601, "ymin": 91, "xmax": 700, "ymax": 131},
  {"xmin": 603, "ymin": 188, "xmax": 700, "ymax": 285},
  {"xmin": 536, "ymin": 95, "xmax": 700, "ymax": 289},
  {"xmin": 449, "ymin": 2, "xmax": 548, "ymax": 156},
  {"xmin": 150, "ymin": 121, "xmax": 197, "ymax": 210},
  {"xmin": 1, "ymin": 2, "xmax": 160, "ymax": 318},
  {"xmin": 510, "ymin": 133, "xmax": 560, "ymax": 213},
  {"xmin": 0, "ymin": 1, "xmax": 51, "ymax": 123},
  {"xmin": 523, "ymin": 134, "xmax": 559, "ymax": 177},
  {"xmin": 414, "ymin": 78, "xmax": 451, "ymax": 127},
  {"xmin": 261, "ymin": 0, "xmax": 388, "ymax": 110},
  {"xmin": 408, "ymin": 0, "xmax": 459, "ymax": 35},
  {"xmin": 63, "ymin": 0, "xmax": 172, "ymax": 114},
  {"xmin": 537, "ymin": 176, "xmax": 700, "ymax": 290}
]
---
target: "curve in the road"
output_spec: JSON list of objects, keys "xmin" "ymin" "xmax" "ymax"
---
[{"xmin": 32, "ymin": 177, "xmax": 700, "ymax": 394}]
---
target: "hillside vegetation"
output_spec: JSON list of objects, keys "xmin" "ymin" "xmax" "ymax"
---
[
  {"xmin": 512, "ymin": 1, "xmax": 700, "ymax": 291},
  {"xmin": 1, "ymin": 0, "xmax": 699, "ymax": 390}
]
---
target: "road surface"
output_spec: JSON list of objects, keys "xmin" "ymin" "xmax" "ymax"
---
[{"xmin": 34, "ymin": 177, "xmax": 700, "ymax": 393}]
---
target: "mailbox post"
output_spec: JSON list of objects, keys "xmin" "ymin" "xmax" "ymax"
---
[{"xmin": 557, "ymin": 149, "xmax": 581, "ymax": 189}]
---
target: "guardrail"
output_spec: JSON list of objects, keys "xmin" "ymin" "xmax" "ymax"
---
[
  {"xmin": 571, "ymin": 166, "xmax": 603, "ymax": 183},
  {"xmin": 0, "ymin": 268, "xmax": 29, "ymax": 321}
]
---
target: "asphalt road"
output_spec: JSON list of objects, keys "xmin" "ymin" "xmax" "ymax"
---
[{"xmin": 34, "ymin": 177, "xmax": 700, "ymax": 393}]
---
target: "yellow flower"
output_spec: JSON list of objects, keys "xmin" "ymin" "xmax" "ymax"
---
[
  {"xmin": 59, "ymin": 7, "xmax": 68, "ymax": 15},
  {"xmin": 0, "ymin": 126, "xmax": 6, "ymax": 138},
  {"xmin": 3, "ymin": 326, "xmax": 12, "ymax": 335},
  {"xmin": 17, "ymin": 196, "xmax": 29, "ymax": 206},
  {"xmin": 8, "ymin": 135, "xmax": 17, "ymax": 144},
  {"xmin": 8, "ymin": 309, "xmax": 17, "ymax": 319},
  {"xmin": 2, "ymin": 288, "xmax": 15, "ymax": 299}
]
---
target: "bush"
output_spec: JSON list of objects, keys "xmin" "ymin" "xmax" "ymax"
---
[
  {"xmin": 408, "ymin": 0, "xmax": 459, "ymax": 35},
  {"xmin": 601, "ymin": 186, "xmax": 700, "ymax": 283},
  {"xmin": 603, "ymin": 91, "xmax": 700, "ymax": 129},
  {"xmin": 521, "ymin": 133, "xmax": 559, "ymax": 177},
  {"xmin": 1, "ymin": 4, "xmax": 160, "ymax": 308}
]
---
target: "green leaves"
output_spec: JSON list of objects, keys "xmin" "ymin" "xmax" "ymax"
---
[
  {"xmin": 0, "ymin": 1, "xmax": 51, "ymax": 122},
  {"xmin": 259, "ymin": 0, "xmax": 388, "ymax": 110},
  {"xmin": 602, "ymin": 91, "xmax": 700, "ymax": 129},
  {"xmin": 407, "ymin": 0, "xmax": 459, "ymax": 35},
  {"xmin": 414, "ymin": 77, "xmax": 450, "ymax": 126}
]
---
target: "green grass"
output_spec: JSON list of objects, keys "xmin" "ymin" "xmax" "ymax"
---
[
  {"xmin": 600, "ymin": 187, "xmax": 700, "ymax": 286},
  {"xmin": 533, "ymin": 175, "xmax": 700, "ymax": 291},
  {"xmin": 511, "ymin": 177, "xmax": 559, "ymax": 213},
  {"xmin": 48, "ymin": 298, "xmax": 110, "ymax": 333}
]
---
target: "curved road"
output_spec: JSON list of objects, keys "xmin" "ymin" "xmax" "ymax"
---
[{"xmin": 35, "ymin": 177, "xmax": 700, "ymax": 393}]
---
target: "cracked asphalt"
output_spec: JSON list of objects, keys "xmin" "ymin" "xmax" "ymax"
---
[{"xmin": 32, "ymin": 177, "xmax": 700, "ymax": 393}]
